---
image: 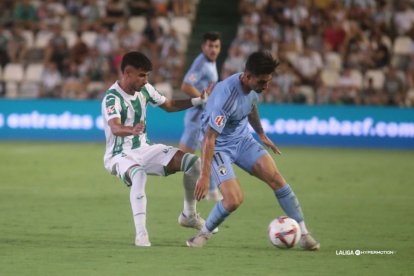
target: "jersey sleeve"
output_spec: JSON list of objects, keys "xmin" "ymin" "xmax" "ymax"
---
[
  {"xmin": 103, "ymin": 93, "xmax": 121, "ymax": 121},
  {"xmin": 207, "ymin": 86, "xmax": 235, "ymax": 134},
  {"xmin": 183, "ymin": 60, "xmax": 203, "ymax": 86},
  {"xmin": 143, "ymin": 83, "xmax": 166, "ymax": 106}
]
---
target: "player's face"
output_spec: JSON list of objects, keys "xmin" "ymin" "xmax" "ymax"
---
[
  {"xmin": 248, "ymin": 73, "xmax": 272, "ymax": 93},
  {"xmin": 126, "ymin": 67, "xmax": 150, "ymax": 92},
  {"xmin": 202, "ymin": 39, "xmax": 221, "ymax": 61}
]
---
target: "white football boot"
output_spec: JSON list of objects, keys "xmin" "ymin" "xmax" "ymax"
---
[
  {"xmin": 299, "ymin": 233, "xmax": 320, "ymax": 251},
  {"xmin": 178, "ymin": 212, "xmax": 218, "ymax": 233}
]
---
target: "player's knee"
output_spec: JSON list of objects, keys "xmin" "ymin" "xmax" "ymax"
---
[
  {"xmin": 181, "ymin": 153, "xmax": 200, "ymax": 175},
  {"xmin": 267, "ymin": 171, "xmax": 285, "ymax": 190},
  {"xmin": 223, "ymin": 192, "xmax": 243, "ymax": 212}
]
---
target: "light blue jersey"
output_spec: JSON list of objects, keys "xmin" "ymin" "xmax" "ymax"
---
[
  {"xmin": 200, "ymin": 73, "xmax": 267, "ymax": 185},
  {"xmin": 200, "ymin": 73, "xmax": 259, "ymax": 147},
  {"xmin": 180, "ymin": 53, "xmax": 218, "ymax": 150}
]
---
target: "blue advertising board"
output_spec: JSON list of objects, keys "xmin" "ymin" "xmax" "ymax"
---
[{"xmin": 0, "ymin": 99, "xmax": 413, "ymax": 149}]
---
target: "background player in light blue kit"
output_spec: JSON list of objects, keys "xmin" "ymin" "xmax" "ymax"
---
[
  {"xmin": 179, "ymin": 32, "xmax": 222, "ymax": 201},
  {"xmin": 186, "ymin": 51, "xmax": 320, "ymax": 250}
]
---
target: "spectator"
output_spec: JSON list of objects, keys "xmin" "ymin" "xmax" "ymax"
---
[
  {"xmin": 44, "ymin": 24, "xmax": 69, "ymax": 73},
  {"xmin": 0, "ymin": 25, "xmax": 10, "ymax": 68},
  {"xmin": 39, "ymin": 62, "xmax": 63, "ymax": 98},
  {"xmin": 393, "ymin": 0, "xmax": 414, "ymax": 36},
  {"xmin": 361, "ymin": 77, "xmax": 384, "ymax": 105},
  {"xmin": 69, "ymin": 31, "xmax": 89, "ymax": 65},
  {"xmin": 128, "ymin": 0, "xmax": 152, "ymax": 16},
  {"xmin": 292, "ymin": 46, "xmax": 323, "ymax": 88},
  {"xmin": 322, "ymin": 17, "xmax": 346, "ymax": 53},
  {"xmin": 7, "ymin": 23, "xmax": 28, "ymax": 63},
  {"xmin": 103, "ymin": 0, "xmax": 127, "ymax": 30},
  {"xmin": 94, "ymin": 25, "xmax": 118, "ymax": 57},
  {"xmin": 383, "ymin": 66, "xmax": 406, "ymax": 106},
  {"xmin": 79, "ymin": 0, "xmax": 103, "ymax": 31},
  {"xmin": 335, "ymin": 68, "xmax": 361, "ymax": 104},
  {"xmin": 13, "ymin": 0, "xmax": 37, "ymax": 31}
]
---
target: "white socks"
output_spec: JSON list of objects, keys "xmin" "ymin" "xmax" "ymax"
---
[
  {"xmin": 299, "ymin": 221, "xmax": 309, "ymax": 235},
  {"xmin": 181, "ymin": 154, "xmax": 200, "ymax": 217},
  {"xmin": 129, "ymin": 166, "xmax": 148, "ymax": 236}
]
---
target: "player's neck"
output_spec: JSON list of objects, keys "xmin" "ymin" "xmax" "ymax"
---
[
  {"xmin": 239, "ymin": 73, "xmax": 251, "ymax": 94},
  {"xmin": 202, "ymin": 53, "xmax": 215, "ymax": 63},
  {"xmin": 118, "ymin": 80, "xmax": 135, "ymax": 95}
]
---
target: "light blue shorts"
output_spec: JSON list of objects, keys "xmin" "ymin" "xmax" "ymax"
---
[
  {"xmin": 210, "ymin": 135, "xmax": 268, "ymax": 187},
  {"xmin": 179, "ymin": 107, "xmax": 203, "ymax": 151}
]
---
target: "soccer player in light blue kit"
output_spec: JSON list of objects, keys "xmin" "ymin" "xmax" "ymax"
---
[
  {"xmin": 179, "ymin": 32, "xmax": 222, "ymax": 201},
  {"xmin": 186, "ymin": 51, "xmax": 320, "ymax": 250}
]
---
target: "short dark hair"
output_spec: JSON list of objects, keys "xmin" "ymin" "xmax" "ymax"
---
[
  {"xmin": 245, "ymin": 51, "xmax": 279, "ymax": 76},
  {"xmin": 121, "ymin": 51, "xmax": 152, "ymax": 73},
  {"xmin": 202, "ymin": 31, "xmax": 221, "ymax": 43}
]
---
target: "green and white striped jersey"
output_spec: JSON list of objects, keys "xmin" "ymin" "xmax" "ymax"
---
[{"xmin": 102, "ymin": 81, "xmax": 166, "ymax": 162}]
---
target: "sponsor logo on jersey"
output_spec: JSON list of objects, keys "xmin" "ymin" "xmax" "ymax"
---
[
  {"xmin": 218, "ymin": 165, "xmax": 227, "ymax": 176},
  {"xmin": 188, "ymin": 73, "xmax": 198, "ymax": 83},
  {"xmin": 106, "ymin": 105, "xmax": 116, "ymax": 115},
  {"xmin": 214, "ymin": 115, "xmax": 225, "ymax": 127}
]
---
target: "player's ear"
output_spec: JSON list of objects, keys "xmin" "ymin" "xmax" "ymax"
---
[
  {"xmin": 124, "ymin": 65, "xmax": 136, "ymax": 76},
  {"xmin": 245, "ymin": 71, "xmax": 253, "ymax": 80}
]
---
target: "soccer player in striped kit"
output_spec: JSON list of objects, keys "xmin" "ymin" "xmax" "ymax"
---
[{"xmin": 101, "ymin": 51, "xmax": 210, "ymax": 247}]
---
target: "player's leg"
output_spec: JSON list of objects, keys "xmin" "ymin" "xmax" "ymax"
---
[
  {"xmin": 125, "ymin": 165, "xmax": 151, "ymax": 247},
  {"xmin": 154, "ymin": 148, "xmax": 205, "ymax": 230},
  {"xmin": 187, "ymin": 153, "xmax": 239, "ymax": 248},
  {"xmin": 179, "ymin": 109, "xmax": 221, "ymax": 201},
  {"xmin": 110, "ymin": 154, "xmax": 151, "ymax": 247},
  {"xmin": 237, "ymin": 137, "xmax": 319, "ymax": 250},
  {"xmin": 179, "ymin": 109, "xmax": 199, "ymax": 153}
]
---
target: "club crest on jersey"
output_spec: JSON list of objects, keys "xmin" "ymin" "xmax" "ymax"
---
[
  {"xmin": 106, "ymin": 105, "xmax": 116, "ymax": 115},
  {"xmin": 188, "ymin": 73, "xmax": 197, "ymax": 83},
  {"xmin": 218, "ymin": 165, "xmax": 227, "ymax": 176},
  {"xmin": 214, "ymin": 115, "xmax": 225, "ymax": 127}
]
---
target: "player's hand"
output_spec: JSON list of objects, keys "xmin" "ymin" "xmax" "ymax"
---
[
  {"xmin": 194, "ymin": 176, "xmax": 209, "ymax": 201},
  {"xmin": 204, "ymin": 82, "xmax": 216, "ymax": 96},
  {"xmin": 132, "ymin": 121, "xmax": 145, "ymax": 136},
  {"xmin": 259, "ymin": 133, "xmax": 282, "ymax": 155}
]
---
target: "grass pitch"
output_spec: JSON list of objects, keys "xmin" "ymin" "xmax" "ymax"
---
[{"xmin": 0, "ymin": 142, "xmax": 413, "ymax": 276}]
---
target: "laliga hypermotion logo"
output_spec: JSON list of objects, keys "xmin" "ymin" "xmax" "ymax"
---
[{"xmin": 215, "ymin": 115, "xmax": 225, "ymax": 127}]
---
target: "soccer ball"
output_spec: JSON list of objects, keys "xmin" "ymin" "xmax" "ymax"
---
[{"xmin": 268, "ymin": 216, "xmax": 301, "ymax": 249}]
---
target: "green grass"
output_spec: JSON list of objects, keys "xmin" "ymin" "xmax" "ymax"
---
[{"xmin": 0, "ymin": 142, "xmax": 413, "ymax": 275}]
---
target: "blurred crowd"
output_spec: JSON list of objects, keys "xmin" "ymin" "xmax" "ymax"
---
[
  {"xmin": 0, "ymin": 0, "xmax": 196, "ymax": 99},
  {"xmin": 222, "ymin": 0, "xmax": 414, "ymax": 107},
  {"xmin": 1, "ymin": 0, "xmax": 414, "ymax": 107}
]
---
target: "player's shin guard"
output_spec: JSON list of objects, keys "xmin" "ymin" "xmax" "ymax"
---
[
  {"xmin": 204, "ymin": 201, "xmax": 230, "ymax": 232},
  {"xmin": 129, "ymin": 166, "xmax": 148, "ymax": 236},
  {"xmin": 275, "ymin": 184, "xmax": 304, "ymax": 224},
  {"xmin": 181, "ymin": 153, "xmax": 199, "ymax": 216}
]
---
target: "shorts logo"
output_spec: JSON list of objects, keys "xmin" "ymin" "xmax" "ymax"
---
[
  {"xmin": 214, "ymin": 116, "xmax": 225, "ymax": 127},
  {"xmin": 218, "ymin": 165, "xmax": 227, "ymax": 176}
]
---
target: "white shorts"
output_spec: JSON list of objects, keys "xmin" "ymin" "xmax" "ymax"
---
[{"xmin": 105, "ymin": 144, "xmax": 178, "ymax": 185}]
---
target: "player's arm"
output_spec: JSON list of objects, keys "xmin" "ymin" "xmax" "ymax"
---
[
  {"xmin": 181, "ymin": 82, "xmax": 202, "ymax": 98},
  {"xmin": 160, "ymin": 84, "xmax": 213, "ymax": 112},
  {"xmin": 108, "ymin": 118, "xmax": 144, "ymax": 137},
  {"xmin": 248, "ymin": 104, "xmax": 281, "ymax": 155},
  {"xmin": 194, "ymin": 125, "xmax": 219, "ymax": 201},
  {"xmin": 159, "ymin": 98, "xmax": 198, "ymax": 112}
]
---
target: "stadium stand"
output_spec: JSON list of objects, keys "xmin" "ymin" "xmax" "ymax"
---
[
  {"xmin": 0, "ymin": 0, "xmax": 199, "ymax": 99},
  {"xmin": 0, "ymin": 0, "xmax": 413, "ymax": 107},
  {"xmin": 221, "ymin": 0, "xmax": 414, "ymax": 106}
]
